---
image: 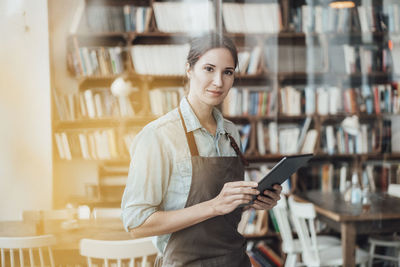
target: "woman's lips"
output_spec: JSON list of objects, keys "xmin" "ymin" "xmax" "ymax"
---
[{"xmin": 207, "ymin": 90, "xmax": 223, "ymax": 96}]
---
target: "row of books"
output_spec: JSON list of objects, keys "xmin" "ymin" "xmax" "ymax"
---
[
  {"xmin": 72, "ymin": 46, "xmax": 125, "ymax": 77},
  {"xmin": 331, "ymin": 45, "xmax": 392, "ymax": 74},
  {"xmin": 54, "ymin": 129, "xmax": 139, "ymax": 160},
  {"xmin": 257, "ymin": 119, "xmax": 317, "ymax": 156},
  {"xmin": 85, "ymin": 5, "xmax": 152, "ymax": 33},
  {"xmin": 264, "ymin": 45, "xmax": 326, "ymax": 74},
  {"xmin": 149, "ymin": 87, "xmax": 184, "ymax": 116},
  {"xmin": 247, "ymin": 241, "xmax": 283, "ymax": 267},
  {"xmin": 80, "ymin": 2, "xmax": 400, "ymax": 35},
  {"xmin": 257, "ymin": 118, "xmax": 318, "ymax": 155},
  {"xmin": 54, "ymin": 86, "xmax": 185, "ymax": 121},
  {"xmin": 296, "ymin": 5, "xmax": 361, "ymax": 33},
  {"xmin": 222, "ymin": 88, "xmax": 277, "ymax": 117},
  {"xmin": 292, "ymin": 4, "xmax": 394, "ymax": 33},
  {"xmin": 317, "ymin": 87, "xmax": 359, "ymax": 115},
  {"xmin": 69, "ymin": 42, "xmax": 398, "ymax": 78},
  {"xmin": 308, "ymin": 162, "xmax": 400, "ymax": 193},
  {"xmin": 264, "ymin": 44, "xmax": 394, "ymax": 75},
  {"xmin": 154, "ymin": 1, "xmax": 282, "ymax": 34},
  {"xmin": 131, "ymin": 44, "xmax": 189, "ymax": 76},
  {"xmin": 279, "ymin": 83, "xmax": 400, "ymax": 116},
  {"xmin": 153, "ymin": 1, "xmax": 215, "ymax": 33},
  {"xmin": 320, "ymin": 122, "xmax": 384, "ymax": 155},
  {"xmin": 222, "ymin": 3, "xmax": 281, "ymax": 34},
  {"xmin": 54, "ymin": 82, "xmax": 400, "ymax": 122},
  {"xmin": 53, "ymin": 88, "xmax": 137, "ymax": 121},
  {"xmin": 240, "ymin": 116, "xmax": 396, "ymax": 156}
]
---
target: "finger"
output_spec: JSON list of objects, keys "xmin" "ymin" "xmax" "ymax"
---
[
  {"xmin": 262, "ymin": 190, "xmax": 281, "ymax": 201},
  {"xmin": 272, "ymin": 184, "xmax": 283, "ymax": 193},
  {"xmin": 233, "ymin": 198, "xmax": 253, "ymax": 207},
  {"xmin": 252, "ymin": 201, "xmax": 269, "ymax": 210},
  {"xmin": 231, "ymin": 187, "xmax": 260, "ymax": 196},
  {"xmin": 226, "ymin": 194, "xmax": 253, "ymax": 202},
  {"xmin": 226, "ymin": 181, "xmax": 258, "ymax": 188},
  {"xmin": 254, "ymin": 199, "xmax": 276, "ymax": 210},
  {"xmin": 256, "ymin": 195, "xmax": 275, "ymax": 205}
]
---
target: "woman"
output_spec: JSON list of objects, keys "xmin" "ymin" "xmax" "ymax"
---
[{"xmin": 121, "ymin": 33, "xmax": 282, "ymax": 267}]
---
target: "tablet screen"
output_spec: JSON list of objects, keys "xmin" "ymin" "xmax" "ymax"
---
[{"xmin": 251, "ymin": 154, "xmax": 313, "ymax": 203}]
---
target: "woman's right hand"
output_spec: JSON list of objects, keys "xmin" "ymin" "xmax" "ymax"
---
[{"xmin": 210, "ymin": 181, "xmax": 259, "ymax": 215}]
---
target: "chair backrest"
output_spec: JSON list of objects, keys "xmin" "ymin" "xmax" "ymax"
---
[
  {"xmin": 80, "ymin": 237, "xmax": 158, "ymax": 267},
  {"xmin": 272, "ymin": 194, "xmax": 295, "ymax": 253},
  {"xmin": 388, "ymin": 184, "xmax": 400, "ymax": 198},
  {"xmin": 0, "ymin": 235, "xmax": 56, "ymax": 267},
  {"xmin": 92, "ymin": 208, "xmax": 122, "ymax": 220},
  {"xmin": 288, "ymin": 196, "xmax": 320, "ymax": 265}
]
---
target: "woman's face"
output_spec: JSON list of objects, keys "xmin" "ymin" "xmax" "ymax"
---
[{"xmin": 187, "ymin": 47, "xmax": 235, "ymax": 107}]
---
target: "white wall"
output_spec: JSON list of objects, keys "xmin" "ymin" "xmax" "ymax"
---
[{"xmin": 0, "ymin": 0, "xmax": 52, "ymax": 220}]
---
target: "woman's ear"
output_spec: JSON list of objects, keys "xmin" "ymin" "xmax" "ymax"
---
[{"xmin": 185, "ymin": 63, "xmax": 191, "ymax": 79}]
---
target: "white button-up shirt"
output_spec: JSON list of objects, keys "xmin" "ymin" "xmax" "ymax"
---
[{"xmin": 121, "ymin": 97, "xmax": 242, "ymax": 253}]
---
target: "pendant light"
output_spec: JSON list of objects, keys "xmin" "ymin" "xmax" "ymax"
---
[{"xmin": 329, "ymin": 0, "xmax": 355, "ymax": 8}]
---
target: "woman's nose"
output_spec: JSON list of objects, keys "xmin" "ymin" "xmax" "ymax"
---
[{"xmin": 213, "ymin": 73, "xmax": 223, "ymax": 87}]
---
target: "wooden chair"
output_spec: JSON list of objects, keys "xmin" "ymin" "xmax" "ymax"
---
[
  {"xmin": 367, "ymin": 184, "xmax": 400, "ymax": 266},
  {"xmin": 368, "ymin": 235, "xmax": 400, "ymax": 267},
  {"xmin": 0, "ymin": 235, "xmax": 56, "ymax": 267},
  {"xmin": 80, "ymin": 237, "xmax": 158, "ymax": 267},
  {"xmin": 272, "ymin": 194, "xmax": 341, "ymax": 267},
  {"xmin": 288, "ymin": 196, "xmax": 369, "ymax": 267}
]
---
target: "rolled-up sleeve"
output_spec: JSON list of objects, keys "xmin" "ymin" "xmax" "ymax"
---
[{"xmin": 121, "ymin": 125, "xmax": 171, "ymax": 231}]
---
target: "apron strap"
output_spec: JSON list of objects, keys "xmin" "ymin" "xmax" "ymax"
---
[
  {"xmin": 178, "ymin": 107, "xmax": 199, "ymax": 157},
  {"xmin": 178, "ymin": 106, "xmax": 249, "ymax": 166},
  {"xmin": 226, "ymin": 133, "xmax": 249, "ymax": 167}
]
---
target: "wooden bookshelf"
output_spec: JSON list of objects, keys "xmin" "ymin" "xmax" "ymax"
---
[{"xmin": 53, "ymin": 0, "xmax": 400, "ymax": 241}]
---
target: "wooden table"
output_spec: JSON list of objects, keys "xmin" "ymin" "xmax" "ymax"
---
[
  {"xmin": 0, "ymin": 218, "xmax": 153, "ymax": 265},
  {"xmin": 295, "ymin": 190, "xmax": 400, "ymax": 267}
]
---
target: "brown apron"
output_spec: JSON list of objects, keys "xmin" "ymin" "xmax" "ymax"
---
[{"xmin": 161, "ymin": 108, "xmax": 251, "ymax": 267}]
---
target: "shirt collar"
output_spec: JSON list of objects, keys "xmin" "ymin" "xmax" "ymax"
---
[{"xmin": 179, "ymin": 97, "xmax": 227, "ymax": 135}]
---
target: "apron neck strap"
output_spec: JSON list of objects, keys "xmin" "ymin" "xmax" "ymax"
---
[
  {"xmin": 178, "ymin": 106, "xmax": 249, "ymax": 166},
  {"xmin": 225, "ymin": 133, "xmax": 249, "ymax": 167},
  {"xmin": 178, "ymin": 107, "xmax": 199, "ymax": 157}
]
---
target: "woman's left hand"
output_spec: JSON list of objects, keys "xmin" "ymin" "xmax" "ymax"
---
[{"xmin": 251, "ymin": 184, "xmax": 282, "ymax": 210}]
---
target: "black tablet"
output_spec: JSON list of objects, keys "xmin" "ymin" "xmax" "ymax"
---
[{"xmin": 248, "ymin": 154, "xmax": 313, "ymax": 205}]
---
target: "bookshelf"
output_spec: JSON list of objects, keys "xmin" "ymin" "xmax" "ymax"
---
[{"xmin": 53, "ymin": 0, "xmax": 400, "ymax": 244}]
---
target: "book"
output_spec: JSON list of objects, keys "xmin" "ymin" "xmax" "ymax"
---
[
  {"xmin": 69, "ymin": 0, "xmax": 85, "ymax": 34},
  {"xmin": 246, "ymin": 251, "xmax": 263, "ymax": 267},
  {"xmin": 268, "ymin": 210, "xmax": 279, "ymax": 233},
  {"xmin": 251, "ymin": 248, "xmax": 275, "ymax": 267},
  {"xmin": 256, "ymin": 241, "xmax": 283, "ymax": 267},
  {"xmin": 321, "ymin": 164, "xmax": 333, "ymax": 193},
  {"xmin": 301, "ymin": 129, "xmax": 318, "ymax": 154},
  {"xmin": 297, "ymin": 117, "xmax": 312, "ymax": 153}
]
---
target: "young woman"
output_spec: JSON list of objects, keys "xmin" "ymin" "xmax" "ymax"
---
[{"xmin": 121, "ymin": 33, "xmax": 282, "ymax": 267}]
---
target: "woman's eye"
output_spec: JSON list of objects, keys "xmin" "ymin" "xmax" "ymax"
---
[
  {"xmin": 204, "ymin": 66, "xmax": 213, "ymax": 72},
  {"xmin": 224, "ymin": 70, "xmax": 234, "ymax": 76}
]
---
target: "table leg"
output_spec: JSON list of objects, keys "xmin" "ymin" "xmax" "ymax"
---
[{"xmin": 341, "ymin": 222, "xmax": 356, "ymax": 267}]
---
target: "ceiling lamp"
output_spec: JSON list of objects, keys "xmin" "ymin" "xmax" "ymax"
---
[{"xmin": 329, "ymin": 1, "xmax": 355, "ymax": 8}]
